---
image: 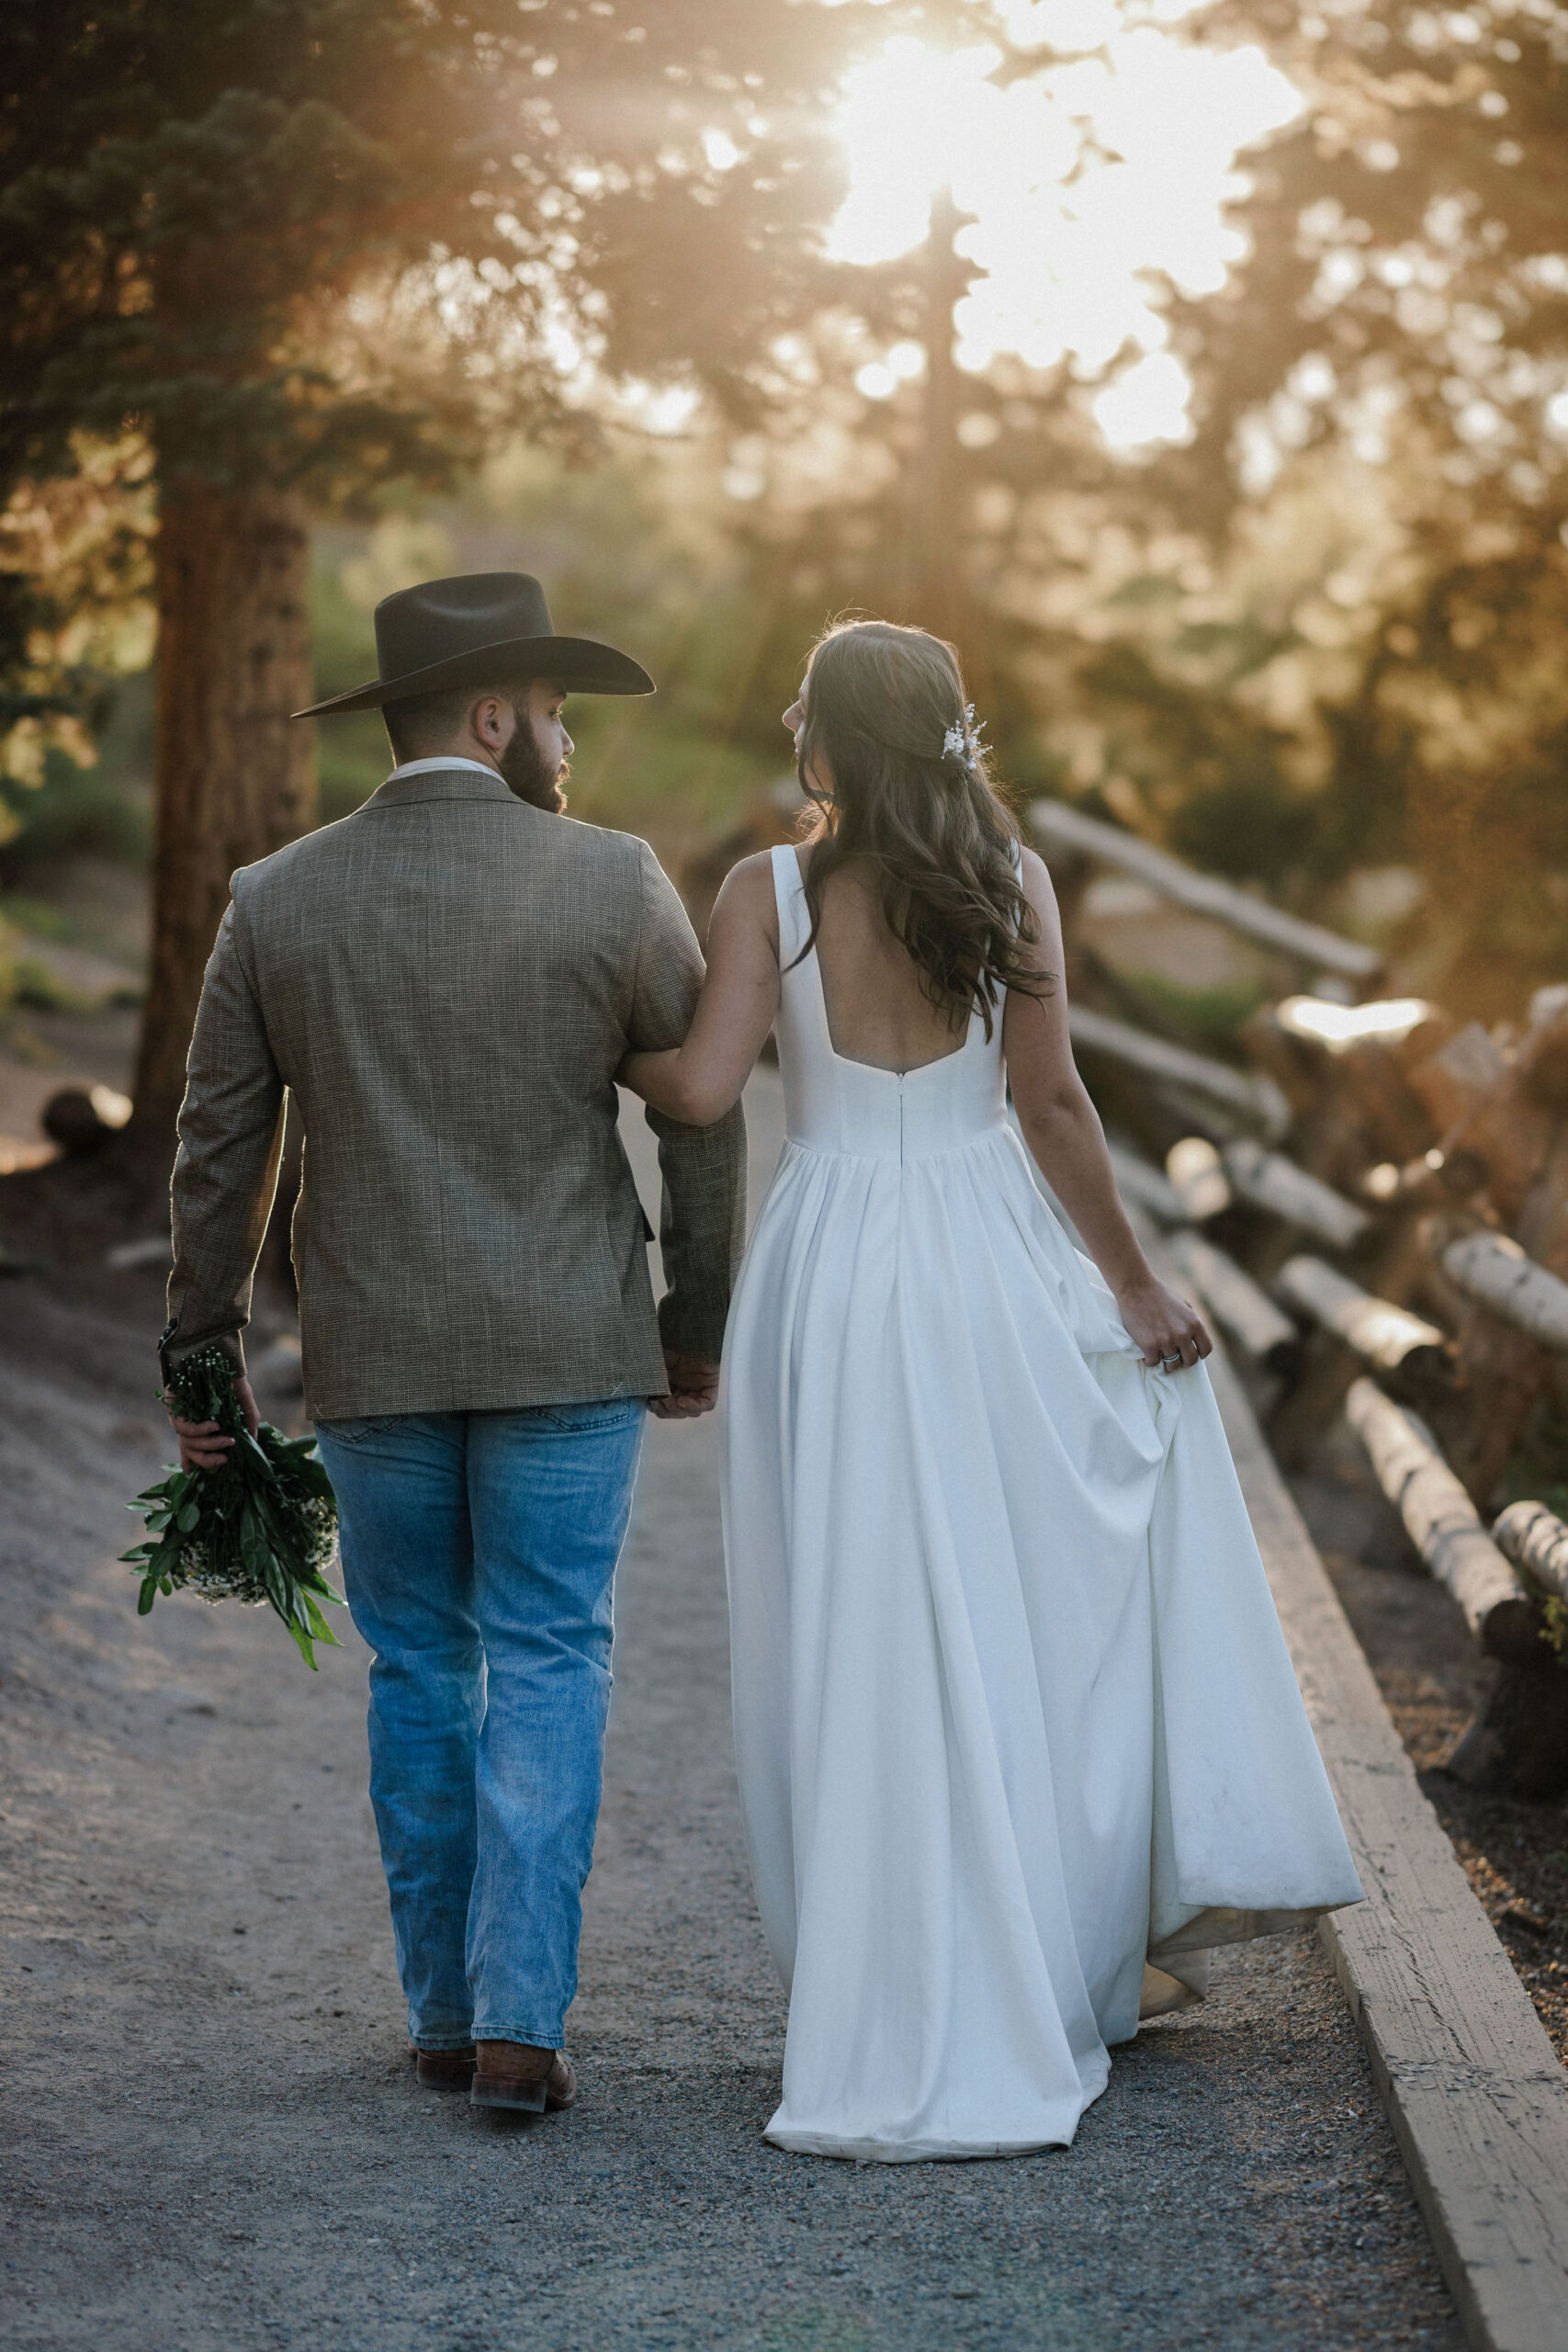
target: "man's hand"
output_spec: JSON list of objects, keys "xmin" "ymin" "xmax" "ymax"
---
[
  {"xmin": 650, "ymin": 1351, "xmax": 720, "ymax": 1419},
  {"xmin": 167, "ymin": 1374, "xmax": 261, "ymax": 1472}
]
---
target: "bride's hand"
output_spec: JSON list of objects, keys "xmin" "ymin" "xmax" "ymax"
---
[{"xmin": 1115, "ymin": 1274, "xmax": 1213, "ymax": 1371}]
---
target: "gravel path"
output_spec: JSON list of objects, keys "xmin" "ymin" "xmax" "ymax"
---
[{"xmin": 1, "ymin": 1080, "xmax": 1463, "ymax": 2350}]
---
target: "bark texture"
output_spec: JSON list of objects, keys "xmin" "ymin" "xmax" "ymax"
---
[{"xmin": 130, "ymin": 481, "xmax": 317, "ymax": 1162}]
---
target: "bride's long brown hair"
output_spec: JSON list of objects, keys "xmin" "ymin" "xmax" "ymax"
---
[{"xmin": 792, "ymin": 619, "xmax": 1051, "ymax": 1037}]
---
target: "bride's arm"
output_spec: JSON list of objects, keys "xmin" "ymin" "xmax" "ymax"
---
[
  {"xmin": 1003, "ymin": 847, "xmax": 1213, "ymax": 1371},
  {"xmin": 620, "ymin": 853, "xmax": 782, "ymax": 1125}
]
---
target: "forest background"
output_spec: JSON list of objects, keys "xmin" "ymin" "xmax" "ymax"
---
[{"xmin": 2, "ymin": 0, "xmax": 1565, "ymax": 1176}]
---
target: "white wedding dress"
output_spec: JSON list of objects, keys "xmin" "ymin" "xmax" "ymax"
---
[{"xmin": 718, "ymin": 845, "xmax": 1362, "ymax": 2164}]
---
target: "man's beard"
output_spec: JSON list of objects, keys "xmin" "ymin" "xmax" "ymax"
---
[{"xmin": 500, "ymin": 718, "xmax": 569, "ymax": 812}]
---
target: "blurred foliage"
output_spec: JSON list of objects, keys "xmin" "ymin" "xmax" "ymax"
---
[
  {"xmin": 0, "ymin": 744, "xmax": 151, "ymax": 876},
  {"xmin": 0, "ymin": 0, "xmax": 884, "ymax": 887},
  {"xmin": 2, "ymin": 0, "xmax": 1566, "ymax": 1018},
  {"xmin": 1190, "ymin": 0, "xmax": 1568, "ymax": 513},
  {"xmin": 1164, "ymin": 0, "xmax": 1568, "ymax": 1008},
  {"xmin": 0, "ymin": 665, "xmax": 152, "ymax": 880},
  {"xmin": 0, "ymin": 435, "xmax": 154, "ymax": 808}
]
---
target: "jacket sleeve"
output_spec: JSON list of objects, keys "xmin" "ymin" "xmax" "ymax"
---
[
  {"xmin": 162, "ymin": 890, "xmax": 286, "ymax": 1380},
  {"xmin": 628, "ymin": 842, "xmax": 748, "ymax": 1364}
]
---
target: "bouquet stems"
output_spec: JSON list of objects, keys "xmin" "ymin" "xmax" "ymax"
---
[{"xmin": 122, "ymin": 1347, "xmax": 344, "ymax": 1668}]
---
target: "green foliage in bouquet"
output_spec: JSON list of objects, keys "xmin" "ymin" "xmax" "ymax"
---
[{"xmin": 123, "ymin": 1347, "xmax": 344, "ymax": 1668}]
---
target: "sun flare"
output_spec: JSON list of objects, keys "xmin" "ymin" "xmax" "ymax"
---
[{"xmin": 828, "ymin": 17, "xmax": 1301, "ymax": 450}]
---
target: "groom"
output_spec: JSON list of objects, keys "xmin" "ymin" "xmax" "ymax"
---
[{"xmin": 162, "ymin": 572, "xmax": 746, "ymax": 2112}]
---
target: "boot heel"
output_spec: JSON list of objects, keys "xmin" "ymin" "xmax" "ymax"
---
[{"xmin": 470, "ymin": 2069, "xmax": 548, "ymax": 2113}]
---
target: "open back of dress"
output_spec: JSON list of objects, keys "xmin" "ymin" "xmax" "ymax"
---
[{"xmin": 718, "ymin": 843, "xmax": 1361, "ymax": 2163}]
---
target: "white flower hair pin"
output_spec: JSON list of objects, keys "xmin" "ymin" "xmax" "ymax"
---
[{"xmin": 942, "ymin": 704, "xmax": 987, "ymax": 768}]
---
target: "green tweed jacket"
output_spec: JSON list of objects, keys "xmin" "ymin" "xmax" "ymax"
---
[{"xmin": 164, "ymin": 765, "xmax": 747, "ymax": 1421}]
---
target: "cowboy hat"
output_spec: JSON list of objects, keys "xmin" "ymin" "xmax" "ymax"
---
[{"xmin": 291, "ymin": 571, "xmax": 654, "ymax": 718}]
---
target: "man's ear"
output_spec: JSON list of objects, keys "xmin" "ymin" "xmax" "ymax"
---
[{"xmin": 469, "ymin": 694, "xmax": 508, "ymax": 751}]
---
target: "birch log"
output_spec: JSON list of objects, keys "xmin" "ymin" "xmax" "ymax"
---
[
  {"xmin": 1030, "ymin": 799, "xmax": 1382, "ymax": 982},
  {"xmin": 1166, "ymin": 1229, "xmax": 1300, "ymax": 1374},
  {"xmin": 1067, "ymin": 1006, "xmax": 1292, "ymax": 1137},
  {"xmin": 1224, "ymin": 1139, "xmax": 1371, "ymax": 1250},
  {"xmin": 1493, "ymin": 1500, "xmax": 1568, "ymax": 1608},
  {"xmin": 1440, "ymin": 1232, "xmax": 1568, "ymax": 1355},
  {"xmin": 1343, "ymin": 1378, "xmax": 1540, "ymax": 1659},
  {"xmin": 1276, "ymin": 1256, "xmax": 1451, "ymax": 1391}
]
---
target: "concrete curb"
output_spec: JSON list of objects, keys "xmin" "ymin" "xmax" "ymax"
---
[{"xmin": 1206, "ymin": 1343, "xmax": 1568, "ymax": 2352}]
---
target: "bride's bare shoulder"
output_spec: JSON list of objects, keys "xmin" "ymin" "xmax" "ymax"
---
[
  {"xmin": 1018, "ymin": 842, "xmax": 1056, "ymax": 907},
  {"xmin": 709, "ymin": 849, "xmax": 782, "ymax": 945}
]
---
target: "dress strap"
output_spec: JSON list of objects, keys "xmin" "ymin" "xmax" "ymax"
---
[{"xmin": 771, "ymin": 842, "xmax": 811, "ymax": 966}]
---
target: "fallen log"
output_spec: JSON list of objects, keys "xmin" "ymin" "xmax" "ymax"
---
[
  {"xmin": 1166, "ymin": 1229, "xmax": 1301, "ymax": 1375},
  {"xmin": 1164, "ymin": 1136, "xmax": 1233, "ymax": 1222},
  {"xmin": 1440, "ymin": 1231, "xmax": 1568, "ymax": 1354},
  {"xmin": 1406, "ymin": 1021, "xmax": 1508, "ymax": 1140},
  {"xmin": 1275, "ymin": 1256, "xmax": 1452, "ymax": 1399},
  {"xmin": 1433, "ymin": 1001, "xmax": 1568, "ymax": 1222},
  {"xmin": 1342, "ymin": 1378, "xmax": 1540, "ymax": 1663},
  {"xmin": 1450, "ymin": 1488, "xmax": 1568, "ymax": 1802},
  {"xmin": 1031, "ymin": 800, "xmax": 1382, "ymax": 983},
  {"xmin": 1493, "ymin": 1499, "xmax": 1568, "ymax": 1608},
  {"xmin": 1270, "ymin": 996, "xmax": 1447, "ymax": 1168},
  {"xmin": 1444, "ymin": 1301, "xmax": 1551, "ymax": 1510},
  {"xmin": 1066, "ymin": 1005, "xmax": 1292, "ymax": 1138},
  {"xmin": 1223, "ymin": 1139, "xmax": 1371, "ymax": 1251}
]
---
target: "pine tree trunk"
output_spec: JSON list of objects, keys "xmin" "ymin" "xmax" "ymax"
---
[{"xmin": 130, "ymin": 481, "xmax": 317, "ymax": 1164}]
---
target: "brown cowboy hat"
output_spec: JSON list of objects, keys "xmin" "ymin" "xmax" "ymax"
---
[{"xmin": 291, "ymin": 571, "xmax": 654, "ymax": 718}]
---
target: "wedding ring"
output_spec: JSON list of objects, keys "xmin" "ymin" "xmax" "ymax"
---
[{"xmin": 1160, "ymin": 1351, "xmax": 1183, "ymax": 1369}]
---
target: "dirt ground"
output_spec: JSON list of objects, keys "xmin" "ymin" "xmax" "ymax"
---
[{"xmin": 0, "ymin": 1072, "xmax": 1468, "ymax": 2352}]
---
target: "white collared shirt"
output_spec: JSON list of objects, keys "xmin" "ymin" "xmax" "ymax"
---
[{"xmin": 383, "ymin": 755, "xmax": 503, "ymax": 785}]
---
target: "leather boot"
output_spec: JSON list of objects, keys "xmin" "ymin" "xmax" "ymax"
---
[
  {"xmin": 470, "ymin": 2040, "xmax": 578, "ymax": 2113},
  {"xmin": 412, "ymin": 2043, "xmax": 477, "ymax": 2090}
]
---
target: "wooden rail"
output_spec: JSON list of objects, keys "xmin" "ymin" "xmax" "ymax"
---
[
  {"xmin": 1031, "ymin": 798, "xmax": 1382, "ymax": 982},
  {"xmin": 1224, "ymin": 1138, "xmax": 1371, "ymax": 1250},
  {"xmin": 1342, "ymin": 1380, "xmax": 1538, "ymax": 1660},
  {"xmin": 1067, "ymin": 1005, "xmax": 1292, "ymax": 1137},
  {"xmin": 1493, "ymin": 1501, "xmax": 1568, "ymax": 1609},
  {"xmin": 1090, "ymin": 955, "xmax": 1565, "ymax": 1805},
  {"xmin": 1276, "ymin": 1255, "xmax": 1450, "ymax": 1387},
  {"xmin": 1158, "ymin": 1134, "xmax": 1372, "ymax": 1250},
  {"xmin": 1105, "ymin": 1141, "xmax": 1186, "ymax": 1226},
  {"xmin": 1165, "ymin": 1228, "xmax": 1300, "ymax": 1374},
  {"xmin": 1441, "ymin": 1234, "xmax": 1568, "ymax": 1355}
]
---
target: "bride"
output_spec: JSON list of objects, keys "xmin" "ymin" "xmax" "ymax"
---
[{"xmin": 619, "ymin": 618, "xmax": 1362, "ymax": 2163}]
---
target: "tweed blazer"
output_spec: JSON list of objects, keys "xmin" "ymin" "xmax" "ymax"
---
[{"xmin": 164, "ymin": 765, "xmax": 747, "ymax": 1420}]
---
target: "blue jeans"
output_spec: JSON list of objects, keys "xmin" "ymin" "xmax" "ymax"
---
[{"xmin": 315, "ymin": 1400, "xmax": 646, "ymax": 2051}]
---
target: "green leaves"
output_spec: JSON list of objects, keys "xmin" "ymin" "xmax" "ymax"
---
[{"xmin": 124, "ymin": 1345, "xmax": 344, "ymax": 1667}]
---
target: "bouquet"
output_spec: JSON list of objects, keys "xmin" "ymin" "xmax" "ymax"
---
[{"xmin": 122, "ymin": 1345, "xmax": 344, "ymax": 1668}]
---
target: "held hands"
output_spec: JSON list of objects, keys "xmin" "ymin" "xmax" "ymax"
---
[
  {"xmin": 167, "ymin": 1374, "xmax": 261, "ymax": 1471},
  {"xmin": 651, "ymin": 1350, "xmax": 720, "ymax": 1419},
  {"xmin": 1114, "ymin": 1276, "xmax": 1213, "ymax": 1373}
]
